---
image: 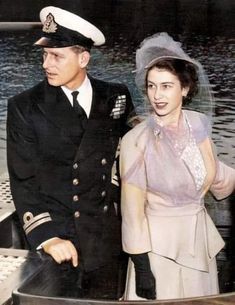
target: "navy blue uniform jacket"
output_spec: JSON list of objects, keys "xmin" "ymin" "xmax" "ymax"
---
[{"xmin": 7, "ymin": 76, "xmax": 134, "ymax": 271}]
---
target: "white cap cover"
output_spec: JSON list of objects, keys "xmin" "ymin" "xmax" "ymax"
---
[{"xmin": 34, "ymin": 6, "xmax": 105, "ymax": 48}]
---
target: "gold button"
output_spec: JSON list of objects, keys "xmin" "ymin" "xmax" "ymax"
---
[
  {"xmin": 101, "ymin": 158, "xmax": 107, "ymax": 165},
  {"xmin": 74, "ymin": 211, "xmax": 80, "ymax": 218},
  {"xmin": 103, "ymin": 205, "xmax": 108, "ymax": 213},
  {"xmin": 73, "ymin": 195, "xmax": 79, "ymax": 202},
  {"xmin": 73, "ymin": 163, "xmax": 78, "ymax": 170},
  {"xmin": 73, "ymin": 178, "xmax": 79, "ymax": 185},
  {"xmin": 101, "ymin": 191, "xmax": 106, "ymax": 197}
]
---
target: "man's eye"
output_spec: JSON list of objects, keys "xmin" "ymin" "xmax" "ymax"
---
[{"xmin": 54, "ymin": 54, "xmax": 64, "ymax": 59}]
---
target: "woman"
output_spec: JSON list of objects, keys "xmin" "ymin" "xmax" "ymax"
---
[{"xmin": 120, "ymin": 32, "xmax": 235, "ymax": 300}]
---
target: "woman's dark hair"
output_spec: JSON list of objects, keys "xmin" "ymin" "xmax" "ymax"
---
[{"xmin": 146, "ymin": 58, "xmax": 199, "ymax": 104}]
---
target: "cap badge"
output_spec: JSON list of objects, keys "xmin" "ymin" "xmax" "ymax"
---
[{"xmin": 42, "ymin": 13, "xmax": 58, "ymax": 33}]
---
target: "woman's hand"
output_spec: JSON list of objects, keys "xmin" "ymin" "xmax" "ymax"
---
[{"xmin": 131, "ymin": 253, "xmax": 156, "ymax": 299}]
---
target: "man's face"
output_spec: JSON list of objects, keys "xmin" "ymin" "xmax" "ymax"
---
[{"xmin": 42, "ymin": 47, "xmax": 89, "ymax": 90}]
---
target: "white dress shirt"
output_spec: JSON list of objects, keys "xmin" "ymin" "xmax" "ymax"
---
[{"xmin": 61, "ymin": 75, "xmax": 93, "ymax": 118}]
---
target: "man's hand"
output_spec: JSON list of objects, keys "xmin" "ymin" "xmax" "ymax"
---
[{"xmin": 42, "ymin": 237, "xmax": 78, "ymax": 267}]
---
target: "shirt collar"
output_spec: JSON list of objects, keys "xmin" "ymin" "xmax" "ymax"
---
[{"xmin": 61, "ymin": 75, "xmax": 92, "ymax": 117}]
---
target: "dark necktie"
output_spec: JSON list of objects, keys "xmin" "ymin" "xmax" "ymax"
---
[{"xmin": 71, "ymin": 91, "xmax": 87, "ymax": 119}]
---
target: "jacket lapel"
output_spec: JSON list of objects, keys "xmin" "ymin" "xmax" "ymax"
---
[
  {"xmin": 89, "ymin": 76, "xmax": 113, "ymax": 119},
  {"xmin": 73, "ymin": 77, "xmax": 120, "ymax": 161},
  {"xmin": 34, "ymin": 81, "xmax": 84, "ymax": 145},
  {"xmin": 33, "ymin": 78, "xmax": 120, "ymax": 152}
]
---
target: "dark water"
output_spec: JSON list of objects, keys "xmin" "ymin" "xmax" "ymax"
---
[
  {"xmin": 0, "ymin": 29, "xmax": 234, "ymax": 173},
  {"xmin": 0, "ymin": 3, "xmax": 234, "ymax": 223},
  {"xmin": 0, "ymin": 0, "xmax": 234, "ymax": 173},
  {"xmin": 0, "ymin": 29, "xmax": 234, "ymax": 234},
  {"xmin": 0, "ymin": 1, "xmax": 234, "ymax": 295}
]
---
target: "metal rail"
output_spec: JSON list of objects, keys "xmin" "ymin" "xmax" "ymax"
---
[{"xmin": 0, "ymin": 22, "xmax": 41, "ymax": 30}]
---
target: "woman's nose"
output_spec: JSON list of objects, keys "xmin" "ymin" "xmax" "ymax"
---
[{"xmin": 154, "ymin": 88, "xmax": 163, "ymax": 100}]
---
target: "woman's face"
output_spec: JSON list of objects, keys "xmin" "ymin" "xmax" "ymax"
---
[{"xmin": 146, "ymin": 67, "xmax": 188, "ymax": 121}]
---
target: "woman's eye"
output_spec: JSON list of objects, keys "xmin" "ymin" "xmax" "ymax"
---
[{"xmin": 163, "ymin": 84, "xmax": 171, "ymax": 89}]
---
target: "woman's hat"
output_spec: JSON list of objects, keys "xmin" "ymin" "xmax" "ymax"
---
[
  {"xmin": 34, "ymin": 6, "xmax": 105, "ymax": 49},
  {"xmin": 134, "ymin": 32, "xmax": 214, "ymax": 120},
  {"xmin": 135, "ymin": 32, "xmax": 197, "ymax": 88}
]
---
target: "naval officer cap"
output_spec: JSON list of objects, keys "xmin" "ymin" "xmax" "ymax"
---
[{"xmin": 34, "ymin": 6, "xmax": 105, "ymax": 50}]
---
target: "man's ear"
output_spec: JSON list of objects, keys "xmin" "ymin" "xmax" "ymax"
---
[{"xmin": 79, "ymin": 51, "xmax": 90, "ymax": 68}]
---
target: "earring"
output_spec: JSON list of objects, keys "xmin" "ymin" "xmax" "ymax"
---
[{"xmin": 182, "ymin": 87, "xmax": 189, "ymax": 97}]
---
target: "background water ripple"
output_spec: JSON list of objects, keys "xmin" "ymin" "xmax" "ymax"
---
[{"xmin": 0, "ymin": 31, "xmax": 234, "ymax": 175}]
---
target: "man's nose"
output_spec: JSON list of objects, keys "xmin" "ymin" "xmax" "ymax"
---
[{"xmin": 42, "ymin": 55, "xmax": 50, "ymax": 69}]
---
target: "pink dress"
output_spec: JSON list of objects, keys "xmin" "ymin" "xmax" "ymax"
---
[{"xmin": 120, "ymin": 110, "xmax": 235, "ymax": 300}]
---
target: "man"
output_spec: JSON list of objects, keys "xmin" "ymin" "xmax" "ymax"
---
[{"xmin": 7, "ymin": 6, "xmax": 134, "ymax": 298}]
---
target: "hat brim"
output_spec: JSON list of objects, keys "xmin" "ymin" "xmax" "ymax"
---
[
  {"xmin": 132, "ymin": 56, "xmax": 196, "ymax": 74},
  {"xmin": 34, "ymin": 36, "xmax": 92, "ymax": 48},
  {"xmin": 145, "ymin": 55, "xmax": 197, "ymax": 69},
  {"xmin": 34, "ymin": 37, "xmax": 60, "ymax": 47}
]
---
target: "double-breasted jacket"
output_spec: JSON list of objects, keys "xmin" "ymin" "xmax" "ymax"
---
[{"xmin": 7, "ymin": 76, "xmax": 134, "ymax": 271}]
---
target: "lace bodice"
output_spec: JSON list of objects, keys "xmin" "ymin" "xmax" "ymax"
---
[
  {"xmin": 153, "ymin": 112, "xmax": 207, "ymax": 191},
  {"xmin": 123, "ymin": 110, "xmax": 210, "ymax": 206}
]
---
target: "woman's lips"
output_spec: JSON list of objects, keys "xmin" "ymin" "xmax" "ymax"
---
[{"xmin": 154, "ymin": 102, "xmax": 168, "ymax": 109}]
